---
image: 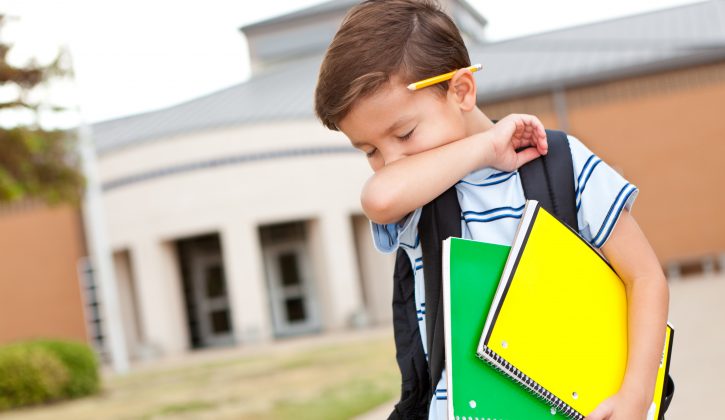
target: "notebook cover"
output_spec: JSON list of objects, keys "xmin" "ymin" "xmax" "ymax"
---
[
  {"xmin": 443, "ymin": 237, "xmax": 566, "ymax": 419},
  {"xmin": 650, "ymin": 324, "xmax": 674, "ymax": 420},
  {"xmin": 482, "ymin": 202, "xmax": 628, "ymax": 415}
]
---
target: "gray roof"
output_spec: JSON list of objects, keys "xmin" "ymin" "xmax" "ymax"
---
[
  {"xmin": 241, "ymin": 0, "xmax": 487, "ymax": 32},
  {"xmin": 92, "ymin": 53, "xmax": 320, "ymax": 154},
  {"xmin": 93, "ymin": 1, "xmax": 725, "ymax": 155},
  {"xmin": 241, "ymin": 0, "xmax": 360, "ymax": 32},
  {"xmin": 470, "ymin": 1, "xmax": 725, "ymax": 102}
]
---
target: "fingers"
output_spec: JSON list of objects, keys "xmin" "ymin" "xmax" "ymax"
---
[
  {"xmin": 515, "ymin": 146, "xmax": 542, "ymax": 167},
  {"xmin": 508, "ymin": 113, "xmax": 547, "ymax": 155},
  {"xmin": 513, "ymin": 117, "xmax": 525, "ymax": 140},
  {"xmin": 585, "ymin": 399, "xmax": 614, "ymax": 420},
  {"xmin": 529, "ymin": 115, "xmax": 547, "ymax": 155}
]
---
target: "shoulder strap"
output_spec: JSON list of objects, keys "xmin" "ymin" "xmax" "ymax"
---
[
  {"xmin": 418, "ymin": 186, "xmax": 462, "ymax": 393},
  {"xmin": 389, "ymin": 248, "xmax": 431, "ymax": 419},
  {"xmin": 518, "ymin": 129, "xmax": 579, "ymax": 231},
  {"xmin": 390, "ymin": 191, "xmax": 459, "ymax": 418}
]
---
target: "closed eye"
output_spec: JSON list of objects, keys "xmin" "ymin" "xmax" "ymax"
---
[{"xmin": 397, "ymin": 127, "xmax": 415, "ymax": 141}]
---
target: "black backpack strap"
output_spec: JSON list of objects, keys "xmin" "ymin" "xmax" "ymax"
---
[
  {"xmin": 388, "ymin": 186, "xmax": 462, "ymax": 419},
  {"xmin": 418, "ymin": 186, "xmax": 462, "ymax": 393},
  {"xmin": 389, "ymin": 248, "xmax": 431, "ymax": 419},
  {"xmin": 518, "ymin": 129, "xmax": 579, "ymax": 231}
]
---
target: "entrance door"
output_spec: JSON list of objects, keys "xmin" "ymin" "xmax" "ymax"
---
[
  {"xmin": 264, "ymin": 241, "xmax": 320, "ymax": 337},
  {"xmin": 190, "ymin": 253, "xmax": 234, "ymax": 347}
]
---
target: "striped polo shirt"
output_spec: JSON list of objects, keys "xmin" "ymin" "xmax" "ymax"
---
[{"xmin": 370, "ymin": 135, "xmax": 638, "ymax": 420}]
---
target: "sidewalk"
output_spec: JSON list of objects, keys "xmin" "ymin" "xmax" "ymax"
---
[{"xmin": 664, "ymin": 273, "xmax": 725, "ymax": 419}]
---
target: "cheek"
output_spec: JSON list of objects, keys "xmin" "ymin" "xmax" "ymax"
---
[
  {"xmin": 416, "ymin": 123, "xmax": 464, "ymax": 151},
  {"xmin": 415, "ymin": 106, "xmax": 467, "ymax": 150}
]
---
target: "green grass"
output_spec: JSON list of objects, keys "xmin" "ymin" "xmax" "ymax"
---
[
  {"xmin": 1, "ymin": 333, "xmax": 398, "ymax": 420},
  {"xmin": 149, "ymin": 400, "xmax": 216, "ymax": 417},
  {"xmin": 266, "ymin": 376, "xmax": 398, "ymax": 420}
]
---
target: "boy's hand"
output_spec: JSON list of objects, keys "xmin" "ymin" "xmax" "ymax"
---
[
  {"xmin": 484, "ymin": 114, "xmax": 548, "ymax": 172},
  {"xmin": 585, "ymin": 389, "xmax": 650, "ymax": 420}
]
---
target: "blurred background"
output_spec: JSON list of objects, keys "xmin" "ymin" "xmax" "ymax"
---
[{"xmin": 0, "ymin": 0, "xmax": 723, "ymax": 419}]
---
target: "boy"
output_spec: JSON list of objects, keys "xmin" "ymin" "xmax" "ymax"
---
[{"xmin": 314, "ymin": 1, "xmax": 669, "ymax": 419}]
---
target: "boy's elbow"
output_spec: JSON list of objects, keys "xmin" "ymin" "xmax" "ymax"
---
[{"xmin": 361, "ymin": 181, "xmax": 400, "ymax": 225}]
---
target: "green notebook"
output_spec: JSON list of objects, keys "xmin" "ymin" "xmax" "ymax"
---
[{"xmin": 443, "ymin": 237, "xmax": 566, "ymax": 419}]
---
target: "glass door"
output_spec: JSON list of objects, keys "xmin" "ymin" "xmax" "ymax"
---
[
  {"xmin": 264, "ymin": 241, "xmax": 320, "ymax": 337},
  {"xmin": 190, "ymin": 253, "xmax": 234, "ymax": 347}
]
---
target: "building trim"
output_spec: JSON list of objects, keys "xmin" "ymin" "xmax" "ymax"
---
[
  {"xmin": 102, "ymin": 146, "xmax": 358, "ymax": 192},
  {"xmin": 476, "ymin": 52, "xmax": 725, "ymax": 104}
]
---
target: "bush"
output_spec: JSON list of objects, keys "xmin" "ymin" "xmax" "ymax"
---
[
  {"xmin": 33, "ymin": 340, "xmax": 100, "ymax": 397},
  {"xmin": 0, "ymin": 340, "xmax": 100, "ymax": 411}
]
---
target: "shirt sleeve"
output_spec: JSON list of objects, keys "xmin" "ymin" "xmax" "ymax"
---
[
  {"xmin": 568, "ymin": 135, "xmax": 638, "ymax": 249},
  {"xmin": 368, "ymin": 208, "xmax": 422, "ymax": 254}
]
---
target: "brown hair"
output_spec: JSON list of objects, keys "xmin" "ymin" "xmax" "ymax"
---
[{"xmin": 314, "ymin": 0, "xmax": 471, "ymax": 131}]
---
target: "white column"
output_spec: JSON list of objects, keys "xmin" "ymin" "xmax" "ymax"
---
[
  {"xmin": 113, "ymin": 251, "xmax": 141, "ymax": 360},
  {"xmin": 78, "ymin": 124, "xmax": 128, "ymax": 374},
  {"xmin": 316, "ymin": 211, "xmax": 365, "ymax": 330},
  {"xmin": 130, "ymin": 239, "xmax": 189, "ymax": 356},
  {"xmin": 221, "ymin": 221, "xmax": 273, "ymax": 344},
  {"xmin": 352, "ymin": 215, "xmax": 395, "ymax": 325}
]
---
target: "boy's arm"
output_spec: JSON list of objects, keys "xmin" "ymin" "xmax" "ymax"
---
[
  {"xmin": 362, "ymin": 114, "xmax": 548, "ymax": 224},
  {"xmin": 586, "ymin": 209, "xmax": 670, "ymax": 420}
]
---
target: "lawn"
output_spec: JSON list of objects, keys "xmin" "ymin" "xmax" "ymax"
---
[{"xmin": 1, "ymin": 333, "xmax": 399, "ymax": 420}]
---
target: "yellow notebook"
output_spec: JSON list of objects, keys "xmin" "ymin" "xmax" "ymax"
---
[{"xmin": 477, "ymin": 200, "xmax": 674, "ymax": 419}]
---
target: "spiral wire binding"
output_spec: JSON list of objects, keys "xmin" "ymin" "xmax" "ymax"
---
[{"xmin": 477, "ymin": 346, "xmax": 584, "ymax": 420}]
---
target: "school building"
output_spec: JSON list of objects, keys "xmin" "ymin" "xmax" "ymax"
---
[{"xmin": 2, "ymin": 0, "xmax": 723, "ymax": 362}]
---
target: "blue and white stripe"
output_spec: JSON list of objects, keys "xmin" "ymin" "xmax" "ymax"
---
[
  {"xmin": 457, "ymin": 170, "xmax": 518, "ymax": 187},
  {"xmin": 416, "ymin": 300, "xmax": 426, "ymax": 322},
  {"xmin": 414, "ymin": 257, "xmax": 423, "ymax": 272},
  {"xmin": 575, "ymin": 154, "xmax": 603, "ymax": 210},
  {"xmin": 592, "ymin": 183, "xmax": 638, "ymax": 248},
  {"xmin": 461, "ymin": 204, "xmax": 526, "ymax": 224}
]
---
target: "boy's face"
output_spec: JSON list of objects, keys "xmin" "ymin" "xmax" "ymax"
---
[{"xmin": 337, "ymin": 78, "xmax": 468, "ymax": 172}]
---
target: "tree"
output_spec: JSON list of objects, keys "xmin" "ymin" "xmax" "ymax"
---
[{"xmin": 0, "ymin": 14, "xmax": 84, "ymax": 205}]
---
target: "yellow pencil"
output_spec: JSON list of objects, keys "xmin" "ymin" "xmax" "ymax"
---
[{"xmin": 407, "ymin": 63, "xmax": 483, "ymax": 91}]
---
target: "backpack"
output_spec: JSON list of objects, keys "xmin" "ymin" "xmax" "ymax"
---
[{"xmin": 387, "ymin": 129, "xmax": 674, "ymax": 419}]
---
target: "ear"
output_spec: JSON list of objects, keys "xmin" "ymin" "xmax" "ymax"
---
[{"xmin": 447, "ymin": 68, "xmax": 477, "ymax": 112}]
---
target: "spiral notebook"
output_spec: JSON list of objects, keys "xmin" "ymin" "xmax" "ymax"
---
[
  {"xmin": 442, "ymin": 237, "xmax": 567, "ymax": 419},
  {"xmin": 477, "ymin": 200, "xmax": 674, "ymax": 419}
]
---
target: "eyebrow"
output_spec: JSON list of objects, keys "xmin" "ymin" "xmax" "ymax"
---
[{"xmin": 386, "ymin": 115, "xmax": 414, "ymax": 135}]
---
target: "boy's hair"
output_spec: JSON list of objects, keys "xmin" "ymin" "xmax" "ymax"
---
[{"xmin": 314, "ymin": 0, "xmax": 471, "ymax": 131}]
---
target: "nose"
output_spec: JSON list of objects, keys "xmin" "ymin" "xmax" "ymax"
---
[
  {"xmin": 385, "ymin": 153, "xmax": 407, "ymax": 166},
  {"xmin": 381, "ymin": 144, "xmax": 408, "ymax": 167}
]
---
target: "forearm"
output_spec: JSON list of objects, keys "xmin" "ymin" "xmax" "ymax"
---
[
  {"xmin": 620, "ymin": 273, "xmax": 669, "ymax": 404},
  {"xmin": 600, "ymin": 210, "xmax": 670, "ymax": 416},
  {"xmin": 361, "ymin": 132, "xmax": 493, "ymax": 224}
]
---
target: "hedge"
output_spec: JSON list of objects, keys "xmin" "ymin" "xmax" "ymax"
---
[{"xmin": 0, "ymin": 339, "xmax": 100, "ymax": 410}]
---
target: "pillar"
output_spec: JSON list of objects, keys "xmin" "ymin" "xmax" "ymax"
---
[
  {"xmin": 312, "ymin": 210, "xmax": 365, "ymax": 330},
  {"xmin": 221, "ymin": 221, "xmax": 273, "ymax": 344},
  {"xmin": 129, "ymin": 239, "xmax": 189, "ymax": 357}
]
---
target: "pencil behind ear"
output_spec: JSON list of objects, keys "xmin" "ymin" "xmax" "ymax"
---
[{"xmin": 448, "ymin": 68, "xmax": 477, "ymax": 112}]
